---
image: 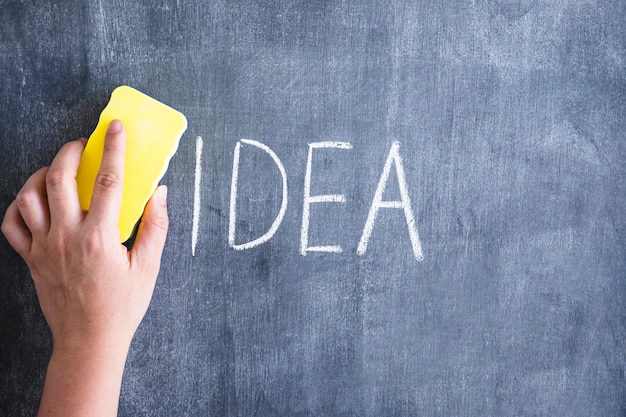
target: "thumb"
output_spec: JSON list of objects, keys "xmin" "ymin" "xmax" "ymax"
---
[{"xmin": 131, "ymin": 185, "xmax": 169, "ymax": 274}]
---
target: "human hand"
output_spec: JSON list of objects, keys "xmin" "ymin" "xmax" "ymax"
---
[
  {"xmin": 1, "ymin": 120, "xmax": 169, "ymax": 416},
  {"xmin": 2, "ymin": 119, "xmax": 168, "ymax": 351}
]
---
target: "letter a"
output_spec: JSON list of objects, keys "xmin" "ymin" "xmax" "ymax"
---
[{"xmin": 357, "ymin": 141, "xmax": 423, "ymax": 260}]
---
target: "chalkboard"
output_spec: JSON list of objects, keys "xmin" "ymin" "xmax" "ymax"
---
[{"xmin": 1, "ymin": 1, "xmax": 625, "ymax": 416}]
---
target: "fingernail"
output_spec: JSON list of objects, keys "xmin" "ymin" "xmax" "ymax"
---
[
  {"xmin": 108, "ymin": 119, "xmax": 123, "ymax": 134},
  {"xmin": 156, "ymin": 186, "xmax": 168, "ymax": 206}
]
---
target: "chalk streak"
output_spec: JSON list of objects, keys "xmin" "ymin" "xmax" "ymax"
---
[{"xmin": 192, "ymin": 136, "xmax": 203, "ymax": 256}]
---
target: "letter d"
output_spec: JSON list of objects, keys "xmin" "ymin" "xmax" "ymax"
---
[{"xmin": 228, "ymin": 139, "xmax": 288, "ymax": 250}]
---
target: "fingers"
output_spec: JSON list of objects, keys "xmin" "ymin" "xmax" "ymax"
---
[
  {"xmin": 1, "ymin": 201, "xmax": 33, "ymax": 259},
  {"xmin": 46, "ymin": 139, "xmax": 87, "ymax": 228},
  {"xmin": 131, "ymin": 186, "xmax": 169, "ymax": 276},
  {"xmin": 86, "ymin": 120, "xmax": 126, "ymax": 232},
  {"xmin": 14, "ymin": 167, "xmax": 50, "ymax": 238}
]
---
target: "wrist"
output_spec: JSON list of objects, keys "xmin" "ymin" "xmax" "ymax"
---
[
  {"xmin": 49, "ymin": 320, "xmax": 136, "ymax": 354},
  {"xmin": 51, "ymin": 335, "xmax": 131, "ymax": 364}
]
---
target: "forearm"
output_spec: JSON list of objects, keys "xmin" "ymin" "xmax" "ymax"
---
[{"xmin": 38, "ymin": 344, "xmax": 130, "ymax": 417}]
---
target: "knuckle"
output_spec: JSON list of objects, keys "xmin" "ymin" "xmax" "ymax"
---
[
  {"xmin": 0, "ymin": 220, "xmax": 16, "ymax": 243},
  {"xmin": 34, "ymin": 234, "xmax": 66, "ymax": 260},
  {"xmin": 15, "ymin": 188, "xmax": 38, "ymax": 209},
  {"xmin": 149, "ymin": 212, "xmax": 169, "ymax": 233},
  {"xmin": 83, "ymin": 228, "xmax": 106, "ymax": 254},
  {"xmin": 52, "ymin": 234, "xmax": 71, "ymax": 256},
  {"xmin": 45, "ymin": 167, "xmax": 69, "ymax": 189},
  {"xmin": 95, "ymin": 170, "xmax": 122, "ymax": 190}
]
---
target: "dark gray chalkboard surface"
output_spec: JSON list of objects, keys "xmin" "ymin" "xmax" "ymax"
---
[{"xmin": 1, "ymin": 1, "xmax": 625, "ymax": 416}]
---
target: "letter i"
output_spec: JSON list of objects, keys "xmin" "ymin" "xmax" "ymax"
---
[{"xmin": 192, "ymin": 136, "xmax": 203, "ymax": 256}]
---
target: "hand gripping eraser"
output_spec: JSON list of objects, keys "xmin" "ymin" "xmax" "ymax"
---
[{"xmin": 76, "ymin": 85, "xmax": 187, "ymax": 242}]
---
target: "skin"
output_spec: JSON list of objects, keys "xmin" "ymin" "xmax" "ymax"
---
[{"xmin": 1, "ymin": 120, "xmax": 169, "ymax": 417}]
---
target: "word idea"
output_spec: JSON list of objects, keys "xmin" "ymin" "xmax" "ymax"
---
[{"xmin": 192, "ymin": 138, "xmax": 423, "ymax": 261}]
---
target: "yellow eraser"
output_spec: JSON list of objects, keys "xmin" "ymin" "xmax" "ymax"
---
[{"xmin": 76, "ymin": 85, "xmax": 187, "ymax": 242}]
